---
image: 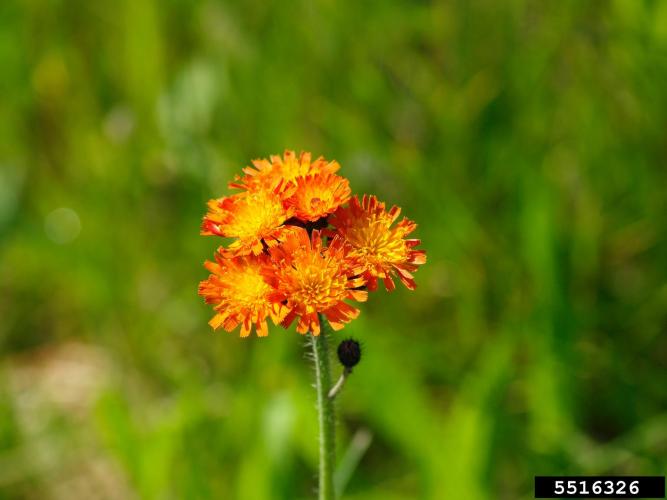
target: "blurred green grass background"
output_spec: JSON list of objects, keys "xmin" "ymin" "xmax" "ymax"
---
[{"xmin": 1, "ymin": 0, "xmax": 667, "ymax": 498}]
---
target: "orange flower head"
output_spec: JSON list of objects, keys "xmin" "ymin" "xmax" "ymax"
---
[
  {"xmin": 198, "ymin": 253, "xmax": 286, "ymax": 337},
  {"xmin": 201, "ymin": 190, "xmax": 294, "ymax": 256},
  {"xmin": 229, "ymin": 150, "xmax": 341, "ymax": 195},
  {"xmin": 284, "ymin": 173, "xmax": 351, "ymax": 222},
  {"xmin": 264, "ymin": 228, "xmax": 367, "ymax": 335},
  {"xmin": 329, "ymin": 195, "xmax": 427, "ymax": 291},
  {"xmin": 199, "ymin": 151, "xmax": 426, "ymax": 339}
]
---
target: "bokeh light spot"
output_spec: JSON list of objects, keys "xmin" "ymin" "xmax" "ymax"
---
[{"xmin": 44, "ymin": 207, "xmax": 81, "ymax": 244}]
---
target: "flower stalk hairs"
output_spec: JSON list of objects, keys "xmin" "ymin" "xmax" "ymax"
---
[{"xmin": 198, "ymin": 151, "xmax": 426, "ymax": 499}]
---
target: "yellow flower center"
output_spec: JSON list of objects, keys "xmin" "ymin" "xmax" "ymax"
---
[
  {"xmin": 287, "ymin": 174, "xmax": 350, "ymax": 222},
  {"xmin": 226, "ymin": 263, "xmax": 272, "ymax": 311},
  {"xmin": 344, "ymin": 217, "xmax": 408, "ymax": 267},
  {"xmin": 295, "ymin": 185, "xmax": 333, "ymax": 215},
  {"xmin": 283, "ymin": 255, "xmax": 348, "ymax": 311},
  {"xmin": 224, "ymin": 192, "xmax": 286, "ymax": 241},
  {"xmin": 310, "ymin": 197, "xmax": 323, "ymax": 210}
]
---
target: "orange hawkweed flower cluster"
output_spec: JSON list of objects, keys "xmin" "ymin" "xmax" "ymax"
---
[{"xmin": 198, "ymin": 151, "xmax": 426, "ymax": 337}]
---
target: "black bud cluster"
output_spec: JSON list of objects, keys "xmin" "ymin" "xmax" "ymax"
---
[{"xmin": 337, "ymin": 338, "xmax": 361, "ymax": 368}]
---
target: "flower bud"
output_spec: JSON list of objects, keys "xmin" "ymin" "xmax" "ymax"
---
[{"xmin": 337, "ymin": 338, "xmax": 361, "ymax": 368}]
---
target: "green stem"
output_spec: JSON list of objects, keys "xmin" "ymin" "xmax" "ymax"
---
[{"xmin": 310, "ymin": 314, "xmax": 336, "ymax": 500}]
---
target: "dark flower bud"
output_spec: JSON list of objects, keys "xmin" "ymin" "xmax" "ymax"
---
[{"xmin": 337, "ymin": 338, "xmax": 361, "ymax": 368}]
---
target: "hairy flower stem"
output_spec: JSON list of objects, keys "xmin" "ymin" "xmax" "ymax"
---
[{"xmin": 310, "ymin": 315, "xmax": 336, "ymax": 500}]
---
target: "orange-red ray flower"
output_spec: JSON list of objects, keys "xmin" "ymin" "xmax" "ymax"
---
[
  {"xmin": 283, "ymin": 173, "xmax": 351, "ymax": 222},
  {"xmin": 198, "ymin": 253, "xmax": 286, "ymax": 337},
  {"xmin": 329, "ymin": 195, "xmax": 427, "ymax": 291},
  {"xmin": 263, "ymin": 228, "xmax": 367, "ymax": 335},
  {"xmin": 229, "ymin": 150, "xmax": 341, "ymax": 195},
  {"xmin": 201, "ymin": 190, "xmax": 294, "ymax": 256}
]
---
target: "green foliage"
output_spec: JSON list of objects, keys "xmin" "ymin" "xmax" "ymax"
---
[{"xmin": 1, "ymin": 0, "xmax": 666, "ymax": 498}]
